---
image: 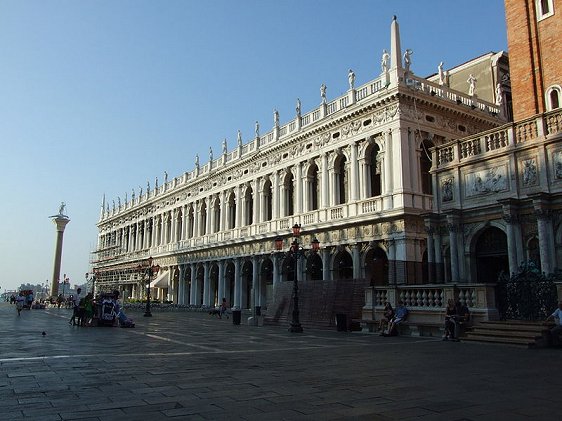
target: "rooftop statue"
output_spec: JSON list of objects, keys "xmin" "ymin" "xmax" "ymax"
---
[
  {"xmin": 348, "ymin": 69, "xmax": 355, "ymax": 90},
  {"xmin": 320, "ymin": 83, "xmax": 327, "ymax": 104},
  {"xmin": 381, "ymin": 49, "xmax": 389, "ymax": 73},
  {"xmin": 237, "ymin": 130, "xmax": 242, "ymax": 147},
  {"xmin": 255, "ymin": 121, "xmax": 260, "ymax": 138},
  {"xmin": 273, "ymin": 109, "xmax": 279, "ymax": 126},
  {"xmin": 438, "ymin": 62, "xmax": 446, "ymax": 86},
  {"xmin": 467, "ymin": 74, "xmax": 477, "ymax": 96},
  {"xmin": 222, "ymin": 138, "xmax": 227, "ymax": 155},
  {"xmin": 403, "ymin": 49, "xmax": 413, "ymax": 73},
  {"xmin": 296, "ymin": 98, "xmax": 301, "ymax": 117}
]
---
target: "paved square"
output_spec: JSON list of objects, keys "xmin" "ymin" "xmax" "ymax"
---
[{"xmin": 1, "ymin": 303, "xmax": 560, "ymax": 420}]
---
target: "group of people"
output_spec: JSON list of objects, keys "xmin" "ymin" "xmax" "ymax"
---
[
  {"xmin": 378, "ymin": 300, "xmax": 409, "ymax": 336},
  {"xmin": 11, "ymin": 291, "xmax": 34, "ymax": 315},
  {"xmin": 68, "ymin": 288, "xmax": 96, "ymax": 326},
  {"xmin": 376, "ymin": 298, "xmax": 470, "ymax": 340}
]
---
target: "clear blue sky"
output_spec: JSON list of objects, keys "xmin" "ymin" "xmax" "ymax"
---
[{"xmin": 0, "ymin": 0, "xmax": 507, "ymax": 293}]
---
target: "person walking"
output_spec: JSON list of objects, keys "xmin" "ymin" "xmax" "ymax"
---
[
  {"xmin": 69, "ymin": 288, "xmax": 82, "ymax": 326},
  {"xmin": 16, "ymin": 292, "xmax": 25, "ymax": 316}
]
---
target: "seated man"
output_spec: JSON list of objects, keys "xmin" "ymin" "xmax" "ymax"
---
[
  {"xmin": 385, "ymin": 301, "xmax": 408, "ymax": 336},
  {"xmin": 545, "ymin": 301, "xmax": 562, "ymax": 347}
]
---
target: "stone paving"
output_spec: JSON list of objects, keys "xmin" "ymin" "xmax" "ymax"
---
[{"xmin": 0, "ymin": 301, "xmax": 560, "ymax": 421}]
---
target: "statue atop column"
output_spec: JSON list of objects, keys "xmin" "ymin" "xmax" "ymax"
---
[{"xmin": 58, "ymin": 202, "xmax": 66, "ymax": 216}]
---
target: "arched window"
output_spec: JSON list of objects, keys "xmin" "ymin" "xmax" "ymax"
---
[
  {"xmin": 307, "ymin": 163, "xmax": 319, "ymax": 211},
  {"xmin": 199, "ymin": 202, "xmax": 207, "ymax": 236},
  {"xmin": 335, "ymin": 155, "xmax": 348, "ymax": 205},
  {"xmin": 263, "ymin": 179, "xmax": 273, "ymax": 221},
  {"xmin": 212, "ymin": 198, "xmax": 220, "ymax": 233},
  {"xmin": 284, "ymin": 172, "xmax": 294, "ymax": 216},
  {"xmin": 368, "ymin": 144, "xmax": 381, "ymax": 197},
  {"xmin": 420, "ymin": 139, "xmax": 434, "ymax": 195},
  {"xmin": 546, "ymin": 86, "xmax": 561, "ymax": 111},
  {"xmin": 244, "ymin": 186, "xmax": 253, "ymax": 225},
  {"xmin": 227, "ymin": 193, "xmax": 236, "ymax": 229}
]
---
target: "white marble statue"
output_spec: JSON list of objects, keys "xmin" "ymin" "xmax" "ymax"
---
[
  {"xmin": 495, "ymin": 83, "xmax": 503, "ymax": 106},
  {"xmin": 320, "ymin": 83, "xmax": 327, "ymax": 104},
  {"xmin": 438, "ymin": 62, "xmax": 446, "ymax": 85},
  {"xmin": 403, "ymin": 49, "xmax": 413, "ymax": 73},
  {"xmin": 381, "ymin": 49, "xmax": 389, "ymax": 73},
  {"xmin": 348, "ymin": 69, "xmax": 355, "ymax": 90},
  {"xmin": 467, "ymin": 74, "xmax": 477, "ymax": 96}
]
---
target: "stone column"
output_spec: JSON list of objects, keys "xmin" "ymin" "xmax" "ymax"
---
[
  {"xmin": 295, "ymin": 163, "xmax": 302, "ymax": 214},
  {"xmin": 447, "ymin": 215, "xmax": 460, "ymax": 282},
  {"xmin": 218, "ymin": 260, "xmax": 225, "ymax": 303},
  {"xmin": 272, "ymin": 171, "xmax": 280, "ymax": 220},
  {"xmin": 252, "ymin": 255, "xmax": 260, "ymax": 308},
  {"xmin": 233, "ymin": 258, "xmax": 241, "ymax": 308},
  {"xmin": 350, "ymin": 142, "xmax": 359, "ymax": 202},
  {"xmin": 177, "ymin": 265, "xmax": 186, "ymax": 305},
  {"xmin": 352, "ymin": 243, "xmax": 361, "ymax": 279},
  {"xmin": 203, "ymin": 261, "xmax": 210, "ymax": 306},
  {"xmin": 189, "ymin": 263, "xmax": 197, "ymax": 305},
  {"xmin": 425, "ymin": 226, "xmax": 436, "ymax": 282},
  {"xmin": 321, "ymin": 153, "xmax": 329, "ymax": 208},
  {"xmin": 322, "ymin": 248, "xmax": 331, "ymax": 281},
  {"xmin": 50, "ymin": 214, "xmax": 70, "ymax": 297}
]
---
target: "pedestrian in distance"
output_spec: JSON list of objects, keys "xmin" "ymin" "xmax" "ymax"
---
[{"xmin": 16, "ymin": 292, "xmax": 25, "ymax": 316}]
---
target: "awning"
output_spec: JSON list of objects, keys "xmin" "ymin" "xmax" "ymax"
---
[{"xmin": 150, "ymin": 270, "xmax": 170, "ymax": 289}]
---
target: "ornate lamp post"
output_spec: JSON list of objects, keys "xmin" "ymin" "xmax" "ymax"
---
[
  {"xmin": 137, "ymin": 257, "xmax": 160, "ymax": 317},
  {"xmin": 274, "ymin": 224, "xmax": 320, "ymax": 333},
  {"xmin": 85, "ymin": 270, "xmax": 97, "ymax": 295}
]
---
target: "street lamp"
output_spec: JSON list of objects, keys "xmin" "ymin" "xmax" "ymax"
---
[
  {"xmin": 274, "ymin": 223, "xmax": 320, "ymax": 333},
  {"xmin": 61, "ymin": 274, "xmax": 69, "ymax": 298},
  {"xmin": 137, "ymin": 257, "xmax": 160, "ymax": 317},
  {"xmin": 85, "ymin": 270, "xmax": 96, "ymax": 295}
]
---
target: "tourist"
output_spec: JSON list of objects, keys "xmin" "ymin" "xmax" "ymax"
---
[
  {"xmin": 26, "ymin": 291, "xmax": 34, "ymax": 309},
  {"xmin": 443, "ymin": 299, "xmax": 457, "ymax": 340},
  {"xmin": 16, "ymin": 292, "xmax": 25, "ymax": 316},
  {"xmin": 378, "ymin": 302, "xmax": 394, "ymax": 334},
  {"xmin": 82, "ymin": 293, "xmax": 94, "ymax": 326},
  {"xmin": 385, "ymin": 301, "xmax": 408, "ymax": 336},
  {"xmin": 453, "ymin": 299, "xmax": 470, "ymax": 340},
  {"xmin": 69, "ymin": 288, "xmax": 82, "ymax": 326},
  {"xmin": 545, "ymin": 301, "xmax": 562, "ymax": 347},
  {"xmin": 219, "ymin": 297, "xmax": 229, "ymax": 319}
]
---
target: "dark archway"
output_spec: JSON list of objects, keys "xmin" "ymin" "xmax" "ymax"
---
[
  {"xmin": 476, "ymin": 227, "xmax": 508, "ymax": 283},
  {"xmin": 365, "ymin": 247, "xmax": 388, "ymax": 286},
  {"xmin": 334, "ymin": 250, "xmax": 353, "ymax": 280},
  {"xmin": 306, "ymin": 253, "xmax": 323, "ymax": 281}
]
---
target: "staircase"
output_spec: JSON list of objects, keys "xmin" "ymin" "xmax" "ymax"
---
[
  {"xmin": 263, "ymin": 278, "xmax": 370, "ymax": 330},
  {"xmin": 462, "ymin": 320, "xmax": 552, "ymax": 348}
]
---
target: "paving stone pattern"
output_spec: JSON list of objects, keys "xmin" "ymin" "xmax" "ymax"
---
[{"xmin": 0, "ymin": 302, "xmax": 560, "ymax": 420}]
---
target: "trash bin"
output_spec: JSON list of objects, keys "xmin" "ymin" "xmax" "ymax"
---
[
  {"xmin": 232, "ymin": 310, "xmax": 241, "ymax": 325},
  {"xmin": 336, "ymin": 313, "xmax": 347, "ymax": 331},
  {"xmin": 255, "ymin": 306, "xmax": 261, "ymax": 316}
]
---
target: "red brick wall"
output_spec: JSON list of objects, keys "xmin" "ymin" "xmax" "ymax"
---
[{"xmin": 505, "ymin": 0, "xmax": 562, "ymax": 120}]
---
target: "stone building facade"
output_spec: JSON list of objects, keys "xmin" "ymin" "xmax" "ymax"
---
[{"xmin": 93, "ymin": 16, "xmax": 558, "ymax": 329}]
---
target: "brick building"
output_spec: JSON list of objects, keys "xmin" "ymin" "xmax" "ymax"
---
[{"xmin": 505, "ymin": 0, "xmax": 561, "ymax": 120}]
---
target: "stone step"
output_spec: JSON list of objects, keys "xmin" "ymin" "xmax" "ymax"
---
[
  {"xmin": 464, "ymin": 329, "xmax": 540, "ymax": 340},
  {"xmin": 461, "ymin": 335, "xmax": 535, "ymax": 347},
  {"xmin": 469, "ymin": 325, "xmax": 548, "ymax": 335}
]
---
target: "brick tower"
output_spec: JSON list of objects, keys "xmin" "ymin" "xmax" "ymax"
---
[{"xmin": 504, "ymin": 0, "xmax": 562, "ymax": 120}]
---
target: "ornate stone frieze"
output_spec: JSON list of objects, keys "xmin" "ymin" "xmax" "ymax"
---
[
  {"xmin": 521, "ymin": 158, "xmax": 538, "ymax": 187},
  {"xmin": 465, "ymin": 165, "xmax": 508, "ymax": 197},
  {"xmin": 441, "ymin": 177, "xmax": 454, "ymax": 202},
  {"xmin": 554, "ymin": 151, "xmax": 562, "ymax": 180}
]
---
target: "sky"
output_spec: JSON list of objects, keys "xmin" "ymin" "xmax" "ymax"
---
[{"xmin": 0, "ymin": 0, "xmax": 508, "ymax": 293}]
